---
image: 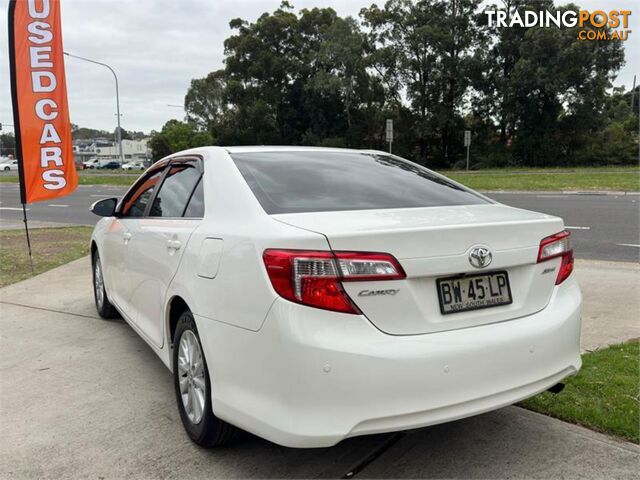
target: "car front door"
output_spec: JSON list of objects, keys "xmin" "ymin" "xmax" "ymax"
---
[
  {"xmin": 124, "ymin": 157, "xmax": 204, "ymax": 348},
  {"xmin": 101, "ymin": 163, "xmax": 167, "ymax": 316}
]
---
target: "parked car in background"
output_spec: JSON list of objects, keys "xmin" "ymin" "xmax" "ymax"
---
[
  {"xmin": 0, "ymin": 158, "xmax": 19, "ymax": 171},
  {"xmin": 90, "ymin": 146, "xmax": 581, "ymax": 449},
  {"xmin": 122, "ymin": 161, "xmax": 145, "ymax": 171},
  {"xmin": 97, "ymin": 161, "xmax": 122, "ymax": 170},
  {"xmin": 83, "ymin": 158, "xmax": 100, "ymax": 169}
]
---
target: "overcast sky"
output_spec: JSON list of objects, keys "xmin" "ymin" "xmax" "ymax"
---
[{"xmin": 1, "ymin": 0, "xmax": 637, "ymax": 134}]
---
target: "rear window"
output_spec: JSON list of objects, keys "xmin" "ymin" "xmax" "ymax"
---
[{"xmin": 231, "ymin": 151, "xmax": 488, "ymax": 214}]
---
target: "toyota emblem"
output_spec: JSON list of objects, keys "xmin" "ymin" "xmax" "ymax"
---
[{"xmin": 469, "ymin": 246, "xmax": 492, "ymax": 268}]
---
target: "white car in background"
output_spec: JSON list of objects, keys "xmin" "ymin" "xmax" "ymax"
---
[
  {"xmin": 90, "ymin": 146, "xmax": 582, "ymax": 448},
  {"xmin": 122, "ymin": 161, "xmax": 145, "ymax": 171},
  {"xmin": 83, "ymin": 158, "xmax": 100, "ymax": 169},
  {"xmin": 0, "ymin": 158, "xmax": 19, "ymax": 171}
]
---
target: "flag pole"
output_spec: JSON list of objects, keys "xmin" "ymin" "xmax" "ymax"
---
[
  {"xmin": 21, "ymin": 203, "xmax": 34, "ymax": 275},
  {"xmin": 8, "ymin": 0, "xmax": 34, "ymax": 275}
]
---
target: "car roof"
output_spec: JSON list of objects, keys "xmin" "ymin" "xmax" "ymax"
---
[
  {"xmin": 159, "ymin": 146, "xmax": 390, "ymax": 165},
  {"xmin": 221, "ymin": 146, "xmax": 387, "ymax": 155}
]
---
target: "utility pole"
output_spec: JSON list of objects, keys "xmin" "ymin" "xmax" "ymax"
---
[{"xmin": 64, "ymin": 52, "xmax": 124, "ymax": 165}]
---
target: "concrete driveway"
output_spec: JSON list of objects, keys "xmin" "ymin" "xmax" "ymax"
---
[{"xmin": 1, "ymin": 257, "xmax": 638, "ymax": 479}]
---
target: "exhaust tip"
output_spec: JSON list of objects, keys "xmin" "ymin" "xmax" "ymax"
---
[{"xmin": 547, "ymin": 383, "xmax": 565, "ymax": 394}]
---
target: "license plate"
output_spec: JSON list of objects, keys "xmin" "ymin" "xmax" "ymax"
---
[{"xmin": 437, "ymin": 271, "xmax": 512, "ymax": 315}]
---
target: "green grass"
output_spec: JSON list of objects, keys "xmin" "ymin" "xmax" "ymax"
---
[
  {"xmin": 442, "ymin": 166, "xmax": 639, "ymax": 174},
  {"xmin": 520, "ymin": 341, "xmax": 640, "ymax": 443},
  {"xmin": 0, "ymin": 226, "xmax": 93, "ymax": 287},
  {"xmin": 1, "ymin": 166, "xmax": 638, "ymax": 191},
  {"xmin": 76, "ymin": 175, "xmax": 136, "ymax": 186},
  {"xmin": 80, "ymin": 168, "xmax": 141, "ymax": 175},
  {"xmin": 443, "ymin": 166, "xmax": 640, "ymax": 192}
]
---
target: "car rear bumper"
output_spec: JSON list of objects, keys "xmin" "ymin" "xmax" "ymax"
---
[{"xmin": 195, "ymin": 276, "xmax": 582, "ymax": 448}]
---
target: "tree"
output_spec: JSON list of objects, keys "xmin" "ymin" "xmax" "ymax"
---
[
  {"xmin": 361, "ymin": 0, "xmax": 483, "ymax": 166},
  {"xmin": 185, "ymin": 70, "xmax": 227, "ymax": 130},
  {"xmin": 149, "ymin": 120, "xmax": 214, "ymax": 160},
  {"xmin": 149, "ymin": 134, "xmax": 172, "ymax": 160},
  {"xmin": 223, "ymin": 2, "xmax": 303, "ymax": 143},
  {"xmin": 71, "ymin": 125, "xmax": 113, "ymax": 140},
  {"xmin": 509, "ymin": 3, "xmax": 625, "ymax": 165},
  {"xmin": 185, "ymin": 2, "xmax": 385, "ymax": 150},
  {"xmin": 471, "ymin": 0, "xmax": 539, "ymax": 147},
  {"xmin": 115, "ymin": 126, "xmax": 132, "ymax": 141},
  {"xmin": 0, "ymin": 133, "xmax": 16, "ymax": 156},
  {"xmin": 179, "ymin": 1, "xmax": 630, "ymax": 168},
  {"xmin": 579, "ymin": 87, "xmax": 638, "ymax": 165},
  {"xmin": 293, "ymin": 7, "xmax": 387, "ymax": 148}
]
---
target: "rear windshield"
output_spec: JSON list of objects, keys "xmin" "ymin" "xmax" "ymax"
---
[{"xmin": 231, "ymin": 151, "xmax": 488, "ymax": 214}]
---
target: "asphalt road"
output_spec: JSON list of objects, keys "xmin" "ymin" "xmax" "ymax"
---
[
  {"xmin": 490, "ymin": 192, "xmax": 639, "ymax": 262},
  {"xmin": 0, "ymin": 183, "xmax": 638, "ymax": 262}
]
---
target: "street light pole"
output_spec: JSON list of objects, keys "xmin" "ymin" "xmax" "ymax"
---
[{"xmin": 63, "ymin": 52, "xmax": 124, "ymax": 165}]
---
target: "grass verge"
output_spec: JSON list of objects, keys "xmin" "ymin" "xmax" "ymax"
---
[
  {"xmin": 520, "ymin": 340, "xmax": 639, "ymax": 443},
  {"xmin": 0, "ymin": 226, "xmax": 93, "ymax": 287},
  {"xmin": 77, "ymin": 175, "xmax": 136, "ymax": 186},
  {"xmin": 445, "ymin": 167, "xmax": 639, "ymax": 192}
]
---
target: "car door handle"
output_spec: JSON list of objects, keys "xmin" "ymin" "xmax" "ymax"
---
[
  {"xmin": 167, "ymin": 239, "xmax": 182, "ymax": 250},
  {"xmin": 123, "ymin": 232, "xmax": 132, "ymax": 243}
]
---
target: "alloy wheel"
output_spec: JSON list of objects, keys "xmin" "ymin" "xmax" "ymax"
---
[
  {"xmin": 94, "ymin": 258, "xmax": 104, "ymax": 309},
  {"xmin": 177, "ymin": 330, "xmax": 206, "ymax": 424}
]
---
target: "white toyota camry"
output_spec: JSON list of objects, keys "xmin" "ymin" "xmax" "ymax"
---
[{"xmin": 90, "ymin": 146, "xmax": 582, "ymax": 448}]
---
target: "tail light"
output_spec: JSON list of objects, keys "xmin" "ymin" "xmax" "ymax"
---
[
  {"xmin": 263, "ymin": 249, "xmax": 405, "ymax": 314},
  {"xmin": 537, "ymin": 231, "xmax": 574, "ymax": 285}
]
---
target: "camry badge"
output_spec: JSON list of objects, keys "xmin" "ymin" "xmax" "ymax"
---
[
  {"xmin": 358, "ymin": 289, "xmax": 400, "ymax": 297},
  {"xmin": 469, "ymin": 246, "xmax": 492, "ymax": 269}
]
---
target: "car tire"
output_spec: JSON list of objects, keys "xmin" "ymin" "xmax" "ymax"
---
[
  {"xmin": 3, "ymin": 167, "xmax": 9, "ymax": 171},
  {"xmin": 92, "ymin": 251, "xmax": 119, "ymax": 319},
  {"xmin": 173, "ymin": 311, "xmax": 238, "ymax": 447}
]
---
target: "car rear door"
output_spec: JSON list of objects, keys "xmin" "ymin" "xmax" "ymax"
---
[{"xmin": 124, "ymin": 157, "xmax": 204, "ymax": 348}]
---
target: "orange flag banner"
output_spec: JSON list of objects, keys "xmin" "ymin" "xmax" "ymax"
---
[{"xmin": 8, "ymin": 0, "xmax": 77, "ymax": 204}]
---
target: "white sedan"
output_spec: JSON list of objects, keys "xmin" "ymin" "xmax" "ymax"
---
[
  {"xmin": 0, "ymin": 158, "xmax": 19, "ymax": 171},
  {"xmin": 90, "ymin": 146, "xmax": 581, "ymax": 448},
  {"xmin": 122, "ymin": 161, "xmax": 145, "ymax": 171}
]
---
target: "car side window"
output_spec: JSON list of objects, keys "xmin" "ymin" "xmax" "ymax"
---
[
  {"xmin": 149, "ymin": 161, "xmax": 202, "ymax": 218},
  {"xmin": 183, "ymin": 177, "xmax": 204, "ymax": 218},
  {"xmin": 120, "ymin": 168, "xmax": 165, "ymax": 217}
]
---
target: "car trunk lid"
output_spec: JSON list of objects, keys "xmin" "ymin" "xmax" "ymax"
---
[{"xmin": 273, "ymin": 204, "xmax": 565, "ymax": 335}]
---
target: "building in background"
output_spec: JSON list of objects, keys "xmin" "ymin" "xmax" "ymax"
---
[{"xmin": 73, "ymin": 138, "xmax": 151, "ymax": 166}]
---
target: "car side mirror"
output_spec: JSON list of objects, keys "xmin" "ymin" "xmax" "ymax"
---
[{"xmin": 91, "ymin": 198, "xmax": 118, "ymax": 217}]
